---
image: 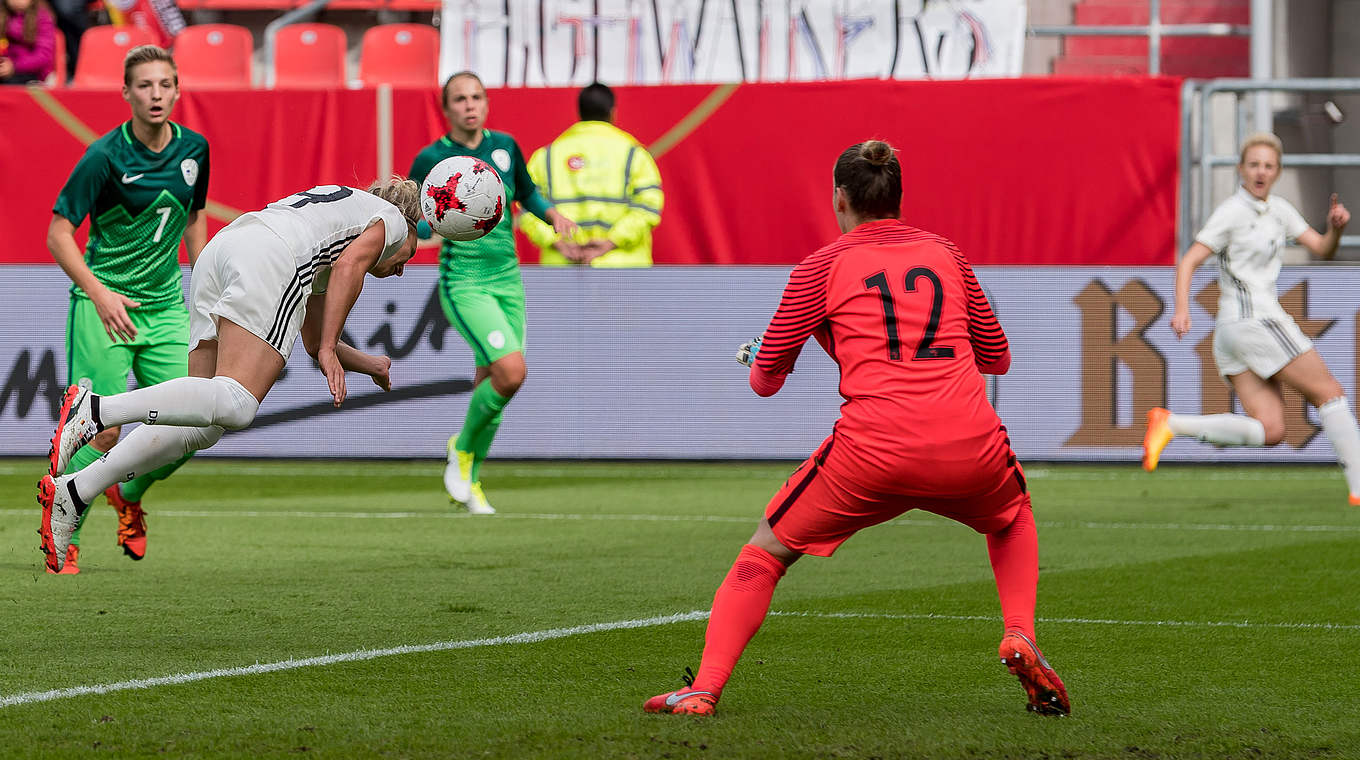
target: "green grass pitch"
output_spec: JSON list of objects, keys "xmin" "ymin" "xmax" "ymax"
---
[{"xmin": 1, "ymin": 459, "xmax": 1358, "ymax": 759}]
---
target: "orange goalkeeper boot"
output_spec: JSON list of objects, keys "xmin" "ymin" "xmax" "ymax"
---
[
  {"xmin": 107, "ymin": 485, "xmax": 146, "ymax": 560},
  {"xmin": 999, "ymin": 631, "xmax": 1070, "ymax": 716},
  {"xmin": 643, "ymin": 668, "xmax": 717, "ymax": 715}
]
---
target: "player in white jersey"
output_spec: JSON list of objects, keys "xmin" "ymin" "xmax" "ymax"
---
[
  {"xmin": 35, "ymin": 178, "xmax": 422, "ymax": 572},
  {"xmin": 1143, "ymin": 133, "xmax": 1360, "ymax": 505}
]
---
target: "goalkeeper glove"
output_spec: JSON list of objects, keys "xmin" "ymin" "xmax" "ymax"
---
[{"xmin": 735, "ymin": 336, "xmax": 762, "ymax": 367}]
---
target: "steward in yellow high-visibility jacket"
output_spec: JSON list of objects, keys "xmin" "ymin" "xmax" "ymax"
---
[{"xmin": 521, "ymin": 83, "xmax": 663, "ymax": 267}]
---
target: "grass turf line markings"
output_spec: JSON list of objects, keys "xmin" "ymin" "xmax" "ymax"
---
[
  {"xmin": 3, "ymin": 508, "xmax": 1359, "ymax": 534},
  {"xmin": 4, "ymin": 609, "xmax": 1356, "ymax": 709},
  {"xmin": 0, "ymin": 611, "xmax": 708, "ymax": 709}
]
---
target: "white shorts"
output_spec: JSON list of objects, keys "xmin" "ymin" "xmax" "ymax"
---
[
  {"xmin": 190, "ymin": 217, "xmax": 307, "ymax": 361},
  {"xmin": 1213, "ymin": 315, "xmax": 1313, "ymax": 380}
]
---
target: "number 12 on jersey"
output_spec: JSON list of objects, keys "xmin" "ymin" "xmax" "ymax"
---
[{"xmin": 863, "ymin": 267, "xmax": 955, "ymax": 361}]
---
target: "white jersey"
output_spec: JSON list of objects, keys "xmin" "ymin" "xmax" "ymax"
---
[
  {"xmin": 236, "ymin": 185, "xmax": 410, "ymax": 295},
  {"xmin": 1194, "ymin": 186, "xmax": 1311, "ymax": 323}
]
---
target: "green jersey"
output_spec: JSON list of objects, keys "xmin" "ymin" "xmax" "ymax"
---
[
  {"xmin": 409, "ymin": 128, "xmax": 552, "ymax": 285},
  {"xmin": 53, "ymin": 121, "xmax": 211, "ymax": 309}
]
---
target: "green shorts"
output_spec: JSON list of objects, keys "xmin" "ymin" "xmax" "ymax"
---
[
  {"xmin": 66, "ymin": 297, "xmax": 190, "ymax": 394},
  {"xmin": 438, "ymin": 279, "xmax": 526, "ymax": 367}
]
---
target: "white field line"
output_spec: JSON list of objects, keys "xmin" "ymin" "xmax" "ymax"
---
[
  {"xmin": 4, "ymin": 608, "xmax": 1357, "ymax": 709},
  {"xmin": 0, "ymin": 461, "xmax": 1343, "ymax": 480},
  {"xmin": 0, "ymin": 610, "xmax": 708, "ymax": 709},
  {"xmin": 2, "ymin": 508, "xmax": 1358, "ymax": 534}
]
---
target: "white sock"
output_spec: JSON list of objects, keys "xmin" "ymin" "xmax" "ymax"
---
[
  {"xmin": 96, "ymin": 376, "xmax": 259, "ymax": 431},
  {"xmin": 1167, "ymin": 413, "xmax": 1266, "ymax": 447},
  {"xmin": 72, "ymin": 425, "xmax": 224, "ymax": 504},
  {"xmin": 1318, "ymin": 397, "xmax": 1360, "ymax": 496}
]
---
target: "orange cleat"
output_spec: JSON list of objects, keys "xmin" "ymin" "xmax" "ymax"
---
[
  {"xmin": 1350, "ymin": 494, "xmax": 1359, "ymax": 507},
  {"xmin": 999, "ymin": 631, "xmax": 1070, "ymax": 716},
  {"xmin": 44, "ymin": 544, "xmax": 80, "ymax": 575},
  {"xmin": 1142, "ymin": 407, "xmax": 1174, "ymax": 472},
  {"xmin": 106, "ymin": 486, "xmax": 146, "ymax": 560},
  {"xmin": 644, "ymin": 668, "xmax": 717, "ymax": 715},
  {"xmin": 643, "ymin": 687, "xmax": 717, "ymax": 716}
]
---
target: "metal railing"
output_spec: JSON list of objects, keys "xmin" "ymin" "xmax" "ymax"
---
[
  {"xmin": 1181, "ymin": 78, "xmax": 1360, "ymax": 254},
  {"xmin": 1027, "ymin": 0, "xmax": 1251, "ymax": 76}
]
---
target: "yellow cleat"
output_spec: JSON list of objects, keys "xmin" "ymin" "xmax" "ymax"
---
[
  {"xmin": 465, "ymin": 482, "xmax": 496, "ymax": 515},
  {"xmin": 1142, "ymin": 407, "xmax": 1174, "ymax": 472},
  {"xmin": 443, "ymin": 446, "xmax": 475, "ymax": 503}
]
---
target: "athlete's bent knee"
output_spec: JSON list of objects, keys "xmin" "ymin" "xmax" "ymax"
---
[
  {"xmin": 185, "ymin": 424, "xmax": 225, "ymax": 453},
  {"xmin": 210, "ymin": 376, "xmax": 260, "ymax": 431},
  {"xmin": 1261, "ymin": 419, "xmax": 1287, "ymax": 446}
]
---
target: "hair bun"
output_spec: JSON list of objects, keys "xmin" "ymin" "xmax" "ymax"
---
[{"xmin": 859, "ymin": 140, "xmax": 895, "ymax": 166}]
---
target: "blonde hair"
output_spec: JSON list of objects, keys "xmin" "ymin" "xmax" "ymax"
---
[
  {"xmin": 367, "ymin": 177, "xmax": 422, "ymax": 228},
  {"xmin": 1239, "ymin": 132, "xmax": 1283, "ymax": 165},
  {"xmin": 123, "ymin": 45, "xmax": 177, "ymax": 86}
]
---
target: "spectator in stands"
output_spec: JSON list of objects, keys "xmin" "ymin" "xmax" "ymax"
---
[
  {"xmin": 521, "ymin": 82, "xmax": 663, "ymax": 267},
  {"xmin": 46, "ymin": 0, "xmax": 83, "ymax": 82},
  {"xmin": 0, "ymin": 0, "xmax": 56, "ymax": 84},
  {"xmin": 1144, "ymin": 132, "xmax": 1360, "ymax": 505}
]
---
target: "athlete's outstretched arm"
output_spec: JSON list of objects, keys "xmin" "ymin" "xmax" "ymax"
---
[
  {"xmin": 1295, "ymin": 194, "xmax": 1350, "ymax": 259},
  {"xmin": 47, "ymin": 213, "xmax": 141, "ymax": 342},
  {"xmin": 750, "ymin": 256, "xmax": 830, "ymax": 396},
  {"xmin": 316, "ymin": 221, "xmax": 390, "ymax": 405},
  {"xmin": 952, "ymin": 249, "xmax": 1010, "ymax": 375},
  {"xmin": 1171, "ymin": 242, "xmax": 1214, "ymax": 339},
  {"xmin": 183, "ymin": 210, "xmax": 208, "ymax": 267},
  {"xmin": 301, "ymin": 295, "xmax": 391, "ymax": 393}
]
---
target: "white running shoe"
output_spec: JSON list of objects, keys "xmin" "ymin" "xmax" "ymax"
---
[
  {"xmin": 49, "ymin": 385, "xmax": 99, "ymax": 477},
  {"xmin": 465, "ymin": 482, "xmax": 496, "ymax": 515},
  {"xmin": 38, "ymin": 474, "xmax": 82, "ymax": 573},
  {"xmin": 444, "ymin": 447, "xmax": 474, "ymax": 503}
]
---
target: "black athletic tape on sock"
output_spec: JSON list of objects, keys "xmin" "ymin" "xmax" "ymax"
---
[
  {"xmin": 65, "ymin": 479, "xmax": 90, "ymax": 515},
  {"xmin": 90, "ymin": 394, "xmax": 104, "ymax": 432}
]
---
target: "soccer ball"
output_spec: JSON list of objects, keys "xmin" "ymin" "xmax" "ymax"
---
[{"xmin": 420, "ymin": 156, "xmax": 506, "ymax": 241}]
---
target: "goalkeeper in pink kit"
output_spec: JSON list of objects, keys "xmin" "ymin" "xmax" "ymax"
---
[{"xmin": 644, "ymin": 141, "xmax": 1070, "ymax": 717}]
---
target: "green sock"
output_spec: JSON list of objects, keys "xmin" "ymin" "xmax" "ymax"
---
[
  {"xmin": 454, "ymin": 381, "xmax": 510, "ymax": 453},
  {"xmin": 469, "ymin": 412, "xmax": 503, "ymax": 483},
  {"xmin": 65, "ymin": 444, "xmax": 105, "ymax": 547},
  {"xmin": 120, "ymin": 451, "xmax": 192, "ymax": 503}
]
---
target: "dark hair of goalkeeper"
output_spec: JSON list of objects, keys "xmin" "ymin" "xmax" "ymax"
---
[{"xmin": 833, "ymin": 140, "xmax": 901, "ymax": 220}]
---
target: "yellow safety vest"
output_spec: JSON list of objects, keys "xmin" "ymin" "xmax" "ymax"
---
[{"xmin": 521, "ymin": 121, "xmax": 663, "ymax": 267}]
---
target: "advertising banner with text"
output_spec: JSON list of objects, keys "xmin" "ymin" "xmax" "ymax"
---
[
  {"xmin": 2, "ymin": 266, "xmax": 1355, "ymax": 463},
  {"xmin": 439, "ymin": 0, "xmax": 1027, "ymax": 87}
]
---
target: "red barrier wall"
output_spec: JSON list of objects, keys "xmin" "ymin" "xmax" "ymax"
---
[{"xmin": 1, "ymin": 77, "xmax": 1179, "ymax": 265}]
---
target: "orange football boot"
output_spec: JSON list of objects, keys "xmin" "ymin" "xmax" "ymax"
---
[
  {"xmin": 999, "ymin": 631, "xmax": 1070, "ymax": 716},
  {"xmin": 1142, "ymin": 407, "xmax": 1174, "ymax": 472},
  {"xmin": 107, "ymin": 486, "xmax": 147, "ymax": 560},
  {"xmin": 44, "ymin": 544, "xmax": 80, "ymax": 575}
]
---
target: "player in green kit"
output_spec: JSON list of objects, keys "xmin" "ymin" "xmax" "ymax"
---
[
  {"xmin": 409, "ymin": 71, "xmax": 574, "ymax": 514},
  {"xmin": 45, "ymin": 45, "xmax": 210, "ymax": 573}
]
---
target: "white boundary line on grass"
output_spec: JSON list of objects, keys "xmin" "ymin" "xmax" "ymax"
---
[
  {"xmin": 3, "ymin": 508, "xmax": 1360, "ymax": 534},
  {"xmin": 0, "ymin": 610, "xmax": 710, "ymax": 709},
  {"xmin": 4, "ymin": 609, "xmax": 1358, "ymax": 709}
]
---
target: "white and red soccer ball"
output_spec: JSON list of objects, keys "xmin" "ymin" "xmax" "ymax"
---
[{"xmin": 420, "ymin": 156, "xmax": 506, "ymax": 241}]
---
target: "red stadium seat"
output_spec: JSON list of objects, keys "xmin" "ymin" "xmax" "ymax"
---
[
  {"xmin": 175, "ymin": 25, "xmax": 254, "ymax": 88},
  {"xmin": 71, "ymin": 25, "xmax": 157, "ymax": 88},
  {"xmin": 359, "ymin": 24, "xmax": 438, "ymax": 88},
  {"xmin": 272, "ymin": 23, "xmax": 347, "ymax": 88}
]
